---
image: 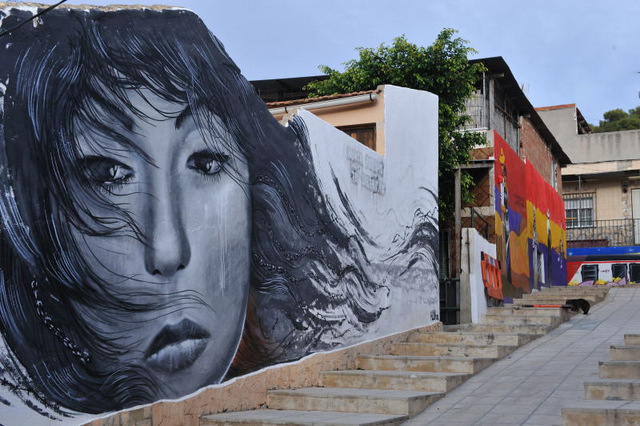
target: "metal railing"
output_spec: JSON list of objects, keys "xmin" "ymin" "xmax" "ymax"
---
[
  {"xmin": 439, "ymin": 278, "xmax": 459, "ymax": 325},
  {"xmin": 470, "ymin": 207, "xmax": 491, "ymax": 240},
  {"xmin": 566, "ymin": 219, "xmax": 640, "ymax": 247}
]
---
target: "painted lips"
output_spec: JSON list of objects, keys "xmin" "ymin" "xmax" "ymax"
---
[{"xmin": 145, "ymin": 318, "xmax": 210, "ymax": 372}]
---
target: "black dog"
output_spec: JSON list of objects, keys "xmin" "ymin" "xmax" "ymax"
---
[{"xmin": 565, "ymin": 298, "xmax": 590, "ymax": 314}]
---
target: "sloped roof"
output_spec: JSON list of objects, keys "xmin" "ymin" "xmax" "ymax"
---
[{"xmin": 251, "ymin": 57, "xmax": 571, "ymax": 164}]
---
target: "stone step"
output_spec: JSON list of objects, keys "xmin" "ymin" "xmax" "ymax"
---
[
  {"xmin": 562, "ymin": 401, "xmax": 640, "ymax": 426},
  {"xmin": 510, "ymin": 298, "xmax": 587, "ymax": 307},
  {"xmin": 540, "ymin": 285, "xmax": 610, "ymax": 293},
  {"xmin": 415, "ymin": 331, "xmax": 538, "ymax": 347},
  {"xmin": 355, "ymin": 354, "xmax": 494, "ymax": 374},
  {"xmin": 585, "ymin": 379, "xmax": 640, "ymax": 400},
  {"xmin": 391, "ymin": 342, "xmax": 516, "ymax": 359},
  {"xmin": 610, "ymin": 345, "xmax": 640, "ymax": 361},
  {"xmin": 319, "ymin": 370, "xmax": 469, "ymax": 393},
  {"xmin": 481, "ymin": 313, "xmax": 561, "ymax": 327},
  {"xmin": 626, "ymin": 334, "xmax": 640, "ymax": 346},
  {"xmin": 451, "ymin": 323, "xmax": 552, "ymax": 335},
  {"xmin": 266, "ymin": 387, "xmax": 443, "ymax": 416},
  {"xmin": 487, "ymin": 305, "xmax": 568, "ymax": 318},
  {"xmin": 518, "ymin": 293, "xmax": 603, "ymax": 304},
  {"xmin": 201, "ymin": 408, "xmax": 407, "ymax": 425},
  {"xmin": 599, "ymin": 361, "xmax": 640, "ymax": 379}
]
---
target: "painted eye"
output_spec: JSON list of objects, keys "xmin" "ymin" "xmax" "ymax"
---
[
  {"xmin": 82, "ymin": 156, "xmax": 134, "ymax": 187},
  {"xmin": 187, "ymin": 150, "xmax": 229, "ymax": 176}
]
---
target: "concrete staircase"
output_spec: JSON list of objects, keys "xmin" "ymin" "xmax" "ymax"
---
[
  {"xmin": 513, "ymin": 285, "xmax": 609, "ymax": 307},
  {"xmin": 202, "ymin": 286, "xmax": 607, "ymax": 426},
  {"xmin": 562, "ymin": 333, "xmax": 640, "ymax": 425}
]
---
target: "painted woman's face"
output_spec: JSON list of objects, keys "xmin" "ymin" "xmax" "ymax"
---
[{"xmin": 71, "ymin": 90, "xmax": 251, "ymax": 399}]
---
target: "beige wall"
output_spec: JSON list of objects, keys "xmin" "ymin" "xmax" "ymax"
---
[
  {"xmin": 562, "ymin": 177, "xmax": 640, "ymax": 221},
  {"xmin": 272, "ymin": 91, "xmax": 386, "ymax": 155},
  {"xmin": 564, "ymin": 129, "xmax": 640, "ymax": 164},
  {"xmin": 563, "ymin": 159, "xmax": 640, "ymax": 221}
]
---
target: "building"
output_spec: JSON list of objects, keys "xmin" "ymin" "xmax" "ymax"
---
[
  {"xmin": 538, "ymin": 104, "xmax": 640, "ymax": 248},
  {"xmin": 538, "ymin": 104, "xmax": 640, "ymax": 286},
  {"xmin": 268, "ymin": 89, "xmax": 384, "ymax": 153},
  {"xmin": 455, "ymin": 58, "xmax": 571, "ymax": 318},
  {"xmin": 251, "ymin": 56, "xmax": 572, "ymax": 325}
]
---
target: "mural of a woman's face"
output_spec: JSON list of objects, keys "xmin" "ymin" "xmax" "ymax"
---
[{"xmin": 70, "ymin": 89, "xmax": 251, "ymax": 398}]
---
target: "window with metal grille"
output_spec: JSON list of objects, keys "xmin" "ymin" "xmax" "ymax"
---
[
  {"xmin": 564, "ymin": 193, "xmax": 595, "ymax": 229},
  {"xmin": 613, "ymin": 264, "xmax": 628, "ymax": 280},
  {"xmin": 581, "ymin": 264, "xmax": 598, "ymax": 282},
  {"xmin": 630, "ymin": 264, "xmax": 640, "ymax": 282}
]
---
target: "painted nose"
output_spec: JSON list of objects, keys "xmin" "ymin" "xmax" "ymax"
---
[{"xmin": 144, "ymin": 191, "xmax": 191, "ymax": 277}]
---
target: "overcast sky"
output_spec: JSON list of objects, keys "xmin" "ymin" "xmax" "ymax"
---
[{"xmin": 26, "ymin": 0, "xmax": 640, "ymax": 125}]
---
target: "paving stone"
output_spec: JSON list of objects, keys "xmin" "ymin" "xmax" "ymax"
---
[
  {"xmin": 198, "ymin": 286, "xmax": 635, "ymax": 426},
  {"xmin": 403, "ymin": 287, "xmax": 639, "ymax": 425}
]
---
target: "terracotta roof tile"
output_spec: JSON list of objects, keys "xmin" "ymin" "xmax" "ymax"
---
[{"xmin": 535, "ymin": 104, "xmax": 576, "ymax": 111}]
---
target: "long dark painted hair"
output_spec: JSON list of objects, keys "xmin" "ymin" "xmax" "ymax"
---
[{"xmin": 0, "ymin": 6, "xmax": 412, "ymax": 417}]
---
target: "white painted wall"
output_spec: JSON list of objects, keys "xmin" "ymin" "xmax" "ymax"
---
[{"xmin": 297, "ymin": 84, "xmax": 440, "ymax": 336}]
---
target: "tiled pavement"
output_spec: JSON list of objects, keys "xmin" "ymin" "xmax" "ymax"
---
[{"xmin": 402, "ymin": 286, "xmax": 640, "ymax": 426}]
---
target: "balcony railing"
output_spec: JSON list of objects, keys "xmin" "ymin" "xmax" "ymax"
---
[{"xmin": 566, "ymin": 219, "xmax": 640, "ymax": 247}]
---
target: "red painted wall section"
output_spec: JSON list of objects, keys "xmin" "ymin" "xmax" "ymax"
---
[{"xmin": 493, "ymin": 131, "xmax": 567, "ymax": 298}]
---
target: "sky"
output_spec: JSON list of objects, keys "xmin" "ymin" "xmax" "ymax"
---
[{"xmin": 22, "ymin": 0, "xmax": 640, "ymax": 125}]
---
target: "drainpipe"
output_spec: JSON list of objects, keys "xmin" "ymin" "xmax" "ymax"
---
[{"xmin": 269, "ymin": 92, "xmax": 379, "ymax": 116}]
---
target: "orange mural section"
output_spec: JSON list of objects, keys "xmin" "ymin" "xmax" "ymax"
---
[{"xmin": 481, "ymin": 252, "xmax": 503, "ymax": 301}]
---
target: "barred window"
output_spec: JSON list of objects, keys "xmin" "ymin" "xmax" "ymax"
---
[{"xmin": 564, "ymin": 193, "xmax": 595, "ymax": 229}]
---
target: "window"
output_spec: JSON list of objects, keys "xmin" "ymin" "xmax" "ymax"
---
[
  {"xmin": 551, "ymin": 160, "xmax": 558, "ymax": 190},
  {"xmin": 613, "ymin": 264, "xmax": 628, "ymax": 280},
  {"xmin": 630, "ymin": 264, "xmax": 640, "ymax": 282},
  {"xmin": 338, "ymin": 123, "xmax": 376, "ymax": 151},
  {"xmin": 564, "ymin": 193, "xmax": 595, "ymax": 229},
  {"xmin": 581, "ymin": 264, "xmax": 598, "ymax": 282}
]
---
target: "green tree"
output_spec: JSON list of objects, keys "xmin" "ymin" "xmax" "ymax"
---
[
  {"xmin": 591, "ymin": 107, "xmax": 640, "ymax": 133},
  {"xmin": 306, "ymin": 30, "xmax": 487, "ymax": 225}
]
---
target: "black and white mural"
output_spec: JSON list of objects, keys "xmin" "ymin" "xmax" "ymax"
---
[{"xmin": 0, "ymin": 4, "xmax": 439, "ymax": 423}]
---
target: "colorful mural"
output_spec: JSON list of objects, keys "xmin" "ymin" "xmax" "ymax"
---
[
  {"xmin": 0, "ymin": 5, "xmax": 439, "ymax": 423},
  {"xmin": 567, "ymin": 246, "xmax": 640, "ymax": 286},
  {"xmin": 494, "ymin": 132, "xmax": 566, "ymax": 299}
]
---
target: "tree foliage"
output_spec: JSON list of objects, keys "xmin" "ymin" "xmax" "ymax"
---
[
  {"xmin": 591, "ymin": 107, "xmax": 640, "ymax": 133},
  {"xmin": 306, "ymin": 30, "xmax": 487, "ymax": 225}
]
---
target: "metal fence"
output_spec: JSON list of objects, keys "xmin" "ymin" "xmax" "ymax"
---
[
  {"xmin": 566, "ymin": 219, "xmax": 640, "ymax": 247},
  {"xmin": 439, "ymin": 278, "xmax": 459, "ymax": 325}
]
